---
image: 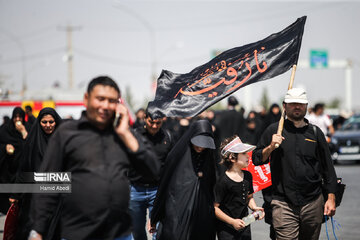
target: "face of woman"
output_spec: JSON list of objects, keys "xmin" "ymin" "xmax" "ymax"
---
[
  {"xmin": 12, "ymin": 114, "xmax": 23, "ymax": 125},
  {"xmin": 40, "ymin": 114, "xmax": 56, "ymax": 135},
  {"xmin": 192, "ymin": 144, "xmax": 205, "ymax": 153}
]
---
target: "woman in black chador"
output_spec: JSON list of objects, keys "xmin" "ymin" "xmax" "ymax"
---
[
  {"xmin": 0, "ymin": 107, "xmax": 30, "ymax": 214},
  {"xmin": 15, "ymin": 107, "xmax": 62, "ymax": 240},
  {"xmin": 150, "ymin": 119, "xmax": 217, "ymax": 240},
  {"xmin": 19, "ymin": 107, "xmax": 62, "ymax": 173}
]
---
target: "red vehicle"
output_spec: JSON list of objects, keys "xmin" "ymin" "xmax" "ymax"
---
[{"xmin": 0, "ymin": 100, "xmax": 134, "ymax": 125}]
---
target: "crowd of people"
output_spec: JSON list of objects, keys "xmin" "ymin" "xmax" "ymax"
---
[{"xmin": 0, "ymin": 76, "xmax": 339, "ymax": 240}]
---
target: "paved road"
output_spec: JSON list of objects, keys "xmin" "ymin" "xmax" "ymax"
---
[
  {"xmin": 1, "ymin": 164, "xmax": 359, "ymax": 239},
  {"xmin": 319, "ymin": 163, "xmax": 360, "ymax": 240},
  {"xmin": 251, "ymin": 163, "xmax": 360, "ymax": 240}
]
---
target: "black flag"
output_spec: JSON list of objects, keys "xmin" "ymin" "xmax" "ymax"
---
[{"xmin": 148, "ymin": 16, "xmax": 307, "ymax": 118}]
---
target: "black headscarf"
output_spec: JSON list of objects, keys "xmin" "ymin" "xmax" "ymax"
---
[
  {"xmin": 151, "ymin": 119, "xmax": 216, "ymax": 240},
  {"xmin": 12, "ymin": 106, "xmax": 25, "ymax": 121},
  {"xmin": 264, "ymin": 103, "xmax": 282, "ymax": 130},
  {"xmin": 22, "ymin": 107, "xmax": 62, "ymax": 172}
]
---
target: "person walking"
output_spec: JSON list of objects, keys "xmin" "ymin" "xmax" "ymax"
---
[
  {"xmin": 260, "ymin": 103, "xmax": 282, "ymax": 240},
  {"xmin": 307, "ymin": 103, "xmax": 335, "ymax": 139},
  {"xmin": 214, "ymin": 96, "xmax": 245, "ymax": 143},
  {"xmin": 29, "ymin": 76, "xmax": 159, "ymax": 240},
  {"xmin": 13, "ymin": 107, "xmax": 62, "ymax": 240},
  {"xmin": 25, "ymin": 105, "xmax": 36, "ymax": 125},
  {"xmin": 150, "ymin": 120, "xmax": 217, "ymax": 240},
  {"xmin": 128, "ymin": 110, "xmax": 174, "ymax": 240},
  {"xmin": 214, "ymin": 136, "xmax": 264, "ymax": 240},
  {"xmin": 0, "ymin": 107, "xmax": 30, "ymax": 214},
  {"xmin": 252, "ymin": 88, "xmax": 337, "ymax": 240}
]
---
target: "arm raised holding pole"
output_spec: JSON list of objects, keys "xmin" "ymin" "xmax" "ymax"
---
[{"xmin": 274, "ymin": 64, "xmax": 297, "ymax": 149}]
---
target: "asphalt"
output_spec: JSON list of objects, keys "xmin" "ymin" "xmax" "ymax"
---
[{"xmin": 1, "ymin": 164, "xmax": 359, "ymax": 239}]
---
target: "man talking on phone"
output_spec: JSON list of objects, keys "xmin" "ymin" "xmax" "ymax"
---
[{"xmin": 29, "ymin": 76, "xmax": 159, "ymax": 240}]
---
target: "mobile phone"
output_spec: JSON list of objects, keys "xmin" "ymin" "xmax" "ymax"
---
[
  {"xmin": 113, "ymin": 98, "xmax": 123, "ymax": 128},
  {"xmin": 113, "ymin": 112, "xmax": 121, "ymax": 128}
]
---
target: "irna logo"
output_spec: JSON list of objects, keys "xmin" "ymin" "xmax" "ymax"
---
[{"xmin": 34, "ymin": 172, "xmax": 71, "ymax": 182}]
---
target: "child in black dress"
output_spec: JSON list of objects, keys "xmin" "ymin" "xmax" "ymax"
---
[{"xmin": 214, "ymin": 135, "xmax": 264, "ymax": 240}]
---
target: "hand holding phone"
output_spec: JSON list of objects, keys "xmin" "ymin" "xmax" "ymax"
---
[
  {"xmin": 113, "ymin": 101, "xmax": 129, "ymax": 134},
  {"xmin": 114, "ymin": 101, "xmax": 139, "ymax": 152}
]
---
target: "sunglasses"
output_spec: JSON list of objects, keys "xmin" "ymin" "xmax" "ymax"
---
[{"xmin": 41, "ymin": 120, "xmax": 55, "ymax": 124}]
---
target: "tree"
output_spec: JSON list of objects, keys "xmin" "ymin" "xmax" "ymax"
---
[
  {"xmin": 124, "ymin": 85, "xmax": 135, "ymax": 111},
  {"xmin": 141, "ymin": 97, "xmax": 151, "ymax": 110},
  {"xmin": 327, "ymin": 97, "xmax": 341, "ymax": 109},
  {"xmin": 209, "ymin": 101, "xmax": 225, "ymax": 111},
  {"xmin": 260, "ymin": 87, "xmax": 270, "ymax": 111}
]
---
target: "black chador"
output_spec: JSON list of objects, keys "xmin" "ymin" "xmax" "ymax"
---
[
  {"xmin": 0, "ymin": 107, "xmax": 30, "ymax": 214},
  {"xmin": 15, "ymin": 108, "xmax": 62, "ymax": 240},
  {"xmin": 151, "ymin": 120, "xmax": 216, "ymax": 240}
]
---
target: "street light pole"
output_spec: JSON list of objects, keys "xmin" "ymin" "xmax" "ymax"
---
[
  {"xmin": 345, "ymin": 60, "xmax": 352, "ymax": 113},
  {"xmin": 58, "ymin": 25, "xmax": 82, "ymax": 89}
]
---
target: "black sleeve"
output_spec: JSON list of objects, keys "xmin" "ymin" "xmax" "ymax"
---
[
  {"xmin": 163, "ymin": 129, "xmax": 175, "ymax": 167},
  {"xmin": 0, "ymin": 143, "xmax": 8, "ymax": 177},
  {"xmin": 128, "ymin": 130, "xmax": 161, "ymax": 181},
  {"xmin": 315, "ymin": 126, "xmax": 337, "ymax": 194},
  {"xmin": 249, "ymin": 181, "xmax": 254, "ymax": 195},
  {"xmin": 0, "ymin": 125, "xmax": 9, "ymax": 159},
  {"xmin": 214, "ymin": 177, "xmax": 226, "ymax": 204},
  {"xmin": 252, "ymin": 124, "xmax": 275, "ymax": 166},
  {"xmin": 32, "ymin": 130, "xmax": 64, "ymax": 235},
  {"xmin": 164, "ymin": 129, "xmax": 175, "ymax": 149}
]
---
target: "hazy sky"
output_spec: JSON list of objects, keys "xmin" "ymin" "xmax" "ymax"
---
[{"xmin": 0, "ymin": 0, "xmax": 359, "ymax": 111}]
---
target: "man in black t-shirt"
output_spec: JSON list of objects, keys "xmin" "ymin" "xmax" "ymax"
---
[
  {"xmin": 30, "ymin": 77, "xmax": 159, "ymax": 240},
  {"xmin": 252, "ymin": 88, "xmax": 337, "ymax": 240}
]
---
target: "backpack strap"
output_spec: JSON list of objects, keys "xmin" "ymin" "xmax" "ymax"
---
[{"xmin": 312, "ymin": 124, "xmax": 318, "ymax": 140}]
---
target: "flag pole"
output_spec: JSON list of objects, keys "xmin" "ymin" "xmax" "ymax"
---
[{"xmin": 275, "ymin": 64, "xmax": 297, "ymax": 148}]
